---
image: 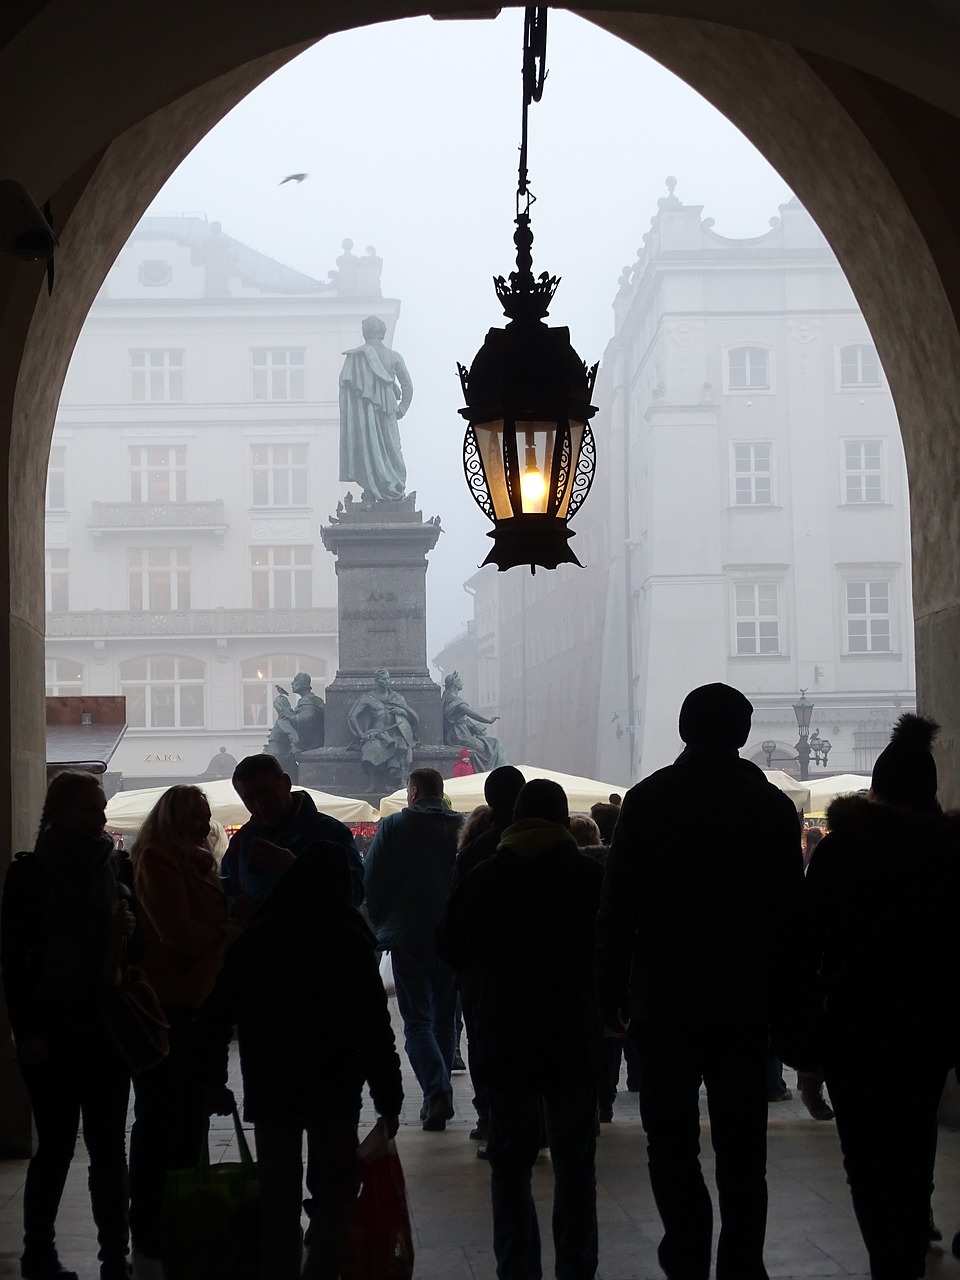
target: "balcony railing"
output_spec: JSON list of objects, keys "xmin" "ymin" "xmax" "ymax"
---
[
  {"xmin": 89, "ymin": 501, "xmax": 228, "ymax": 538},
  {"xmin": 46, "ymin": 607, "xmax": 337, "ymax": 638}
]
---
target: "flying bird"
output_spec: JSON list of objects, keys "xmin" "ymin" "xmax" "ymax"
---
[{"xmin": 279, "ymin": 173, "xmax": 308, "ymax": 185}]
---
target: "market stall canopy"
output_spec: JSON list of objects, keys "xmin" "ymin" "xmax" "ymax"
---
[
  {"xmin": 805, "ymin": 773, "xmax": 872, "ymax": 817},
  {"xmin": 379, "ymin": 765, "xmax": 629, "ymax": 817},
  {"xmin": 760, "ymin": 770, "xmax": 811, "ymax": 813},
  {"xmin": 105, "ymin": 777, "xmax": 379, "ymax": 836}
]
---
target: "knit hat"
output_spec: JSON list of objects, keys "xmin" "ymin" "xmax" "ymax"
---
[
  {"xmin": 870, "ymin": 713, "xmax": 940, "ymax": 812},
  {"xmin": 678, "ymin": 683, "xmax": 753, "ymax": 748}
]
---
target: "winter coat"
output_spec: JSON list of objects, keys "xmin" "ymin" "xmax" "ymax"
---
[
  {"xmin": 1, "ymin": 826, "xmax": 137, "ymax": 1045},
  {"xmin": 133, "ymin": 843, "xmax": 235, "ymax": 1009},
  {"xmin": 221, "ymin": 790, "xmax": 363, "ymax": 907},
  {"xmin": 198, "ymin": 842, "xmax": 403, "ymax": 1125},
  {"xmin": 450, "ymin": 819, "xmax": 510, "ymax": 893},
  {"xmin": 805, "ymin": 794, "xmax": 960, "ymax": 1059},
  {"xmin": 438, "ymin": 819, "xmax": 604, "ymax": 1090},
  {"xmin": 363, "ymin": 797, "xmax": 463, "ymax": 949},
  {"xmin": 596, "ymin": 746, "xmax": 803, "ymax": 1030}
]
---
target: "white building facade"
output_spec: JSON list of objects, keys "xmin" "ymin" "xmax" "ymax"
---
[
  {"xmin": 596, "ymin": 186, "xmax": 915, "ymax": 782},
  {"xmin": 45, "ymin": 217, "xmax": 399, "ymax": 787}
]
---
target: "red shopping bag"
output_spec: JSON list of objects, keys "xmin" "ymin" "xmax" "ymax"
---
[{"xmin": 341, "ymin": 1121, "xmax": 414, "ymax": 1280}]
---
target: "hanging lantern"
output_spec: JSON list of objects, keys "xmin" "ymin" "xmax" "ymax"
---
[{"xmin": 458, "ymin": 8, "xmax": 598, "ymax": 573}]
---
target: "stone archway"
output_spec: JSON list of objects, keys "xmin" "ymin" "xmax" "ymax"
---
[{"xmin": 3, "ymin": 0, "xmax": 960, "ymax": 1151}]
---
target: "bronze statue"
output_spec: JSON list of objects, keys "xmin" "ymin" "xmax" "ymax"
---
[
  {"xmin": 290, "ymin": 671, "xmax": 325, "ymax": 751},
  {"xmin": 338, "ymin": 316, "xmax": 413, "ymax": 502},
  {"xmin": 441, "ymin": 671, "xmax": 508, "ymax": 773},
  {"xmin": 347, "ymin": 669, "xmax": 419, "ymax": 788},
  {"xmin": 264, "ymin": 689, "xmax": 299, "ymax": 780}
]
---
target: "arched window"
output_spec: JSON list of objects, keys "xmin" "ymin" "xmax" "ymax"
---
[
  {"xmin": 726, "ymin": 345, "xmax": 771, "ymax": 392},
  {"xmin": 838, "ymin": 342, "xmax": 881, "ymax": 388},
  {"xmin": 45, "ymin": 657, "xmax": 84, "ymax": 696},
  {"xmin": 240, "ymin": 654, "xmax": 327, "ymax": 727},
  {"xmin": 120, "ymin": 655, "xmax": 205, "ymax": 728}
]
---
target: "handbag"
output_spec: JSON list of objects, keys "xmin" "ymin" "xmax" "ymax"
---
[
  {"xmin": 159, "ymin": 1108, "xmax": 259, "ymax": 1280},
  {"xmin": 99, "ymin": 950, "xmax": 169, "ymax": 1074},
  {"xmin": 341, "ymin": 1120, "xmax": 414, "ymax": 1280},
  {"xmin": 379, "ymin": 950, "xmax": 396, "ymax": 999}
]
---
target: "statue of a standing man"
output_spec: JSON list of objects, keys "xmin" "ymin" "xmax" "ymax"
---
[{"xmin": 338, "ymin": 316, "xmax": 413, "ymax": 502}]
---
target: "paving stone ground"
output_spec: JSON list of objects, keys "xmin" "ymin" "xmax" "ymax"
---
[{"xmin": 2, "ymin": 1016, "xmax": 960, "ymax": 1279}]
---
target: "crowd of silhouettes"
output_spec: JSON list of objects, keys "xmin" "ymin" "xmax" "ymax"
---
[{"xmin": 2, "ymin": 683, "xmax": 958, "ymax": 1280}]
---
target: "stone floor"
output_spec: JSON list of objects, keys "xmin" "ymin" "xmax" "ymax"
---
[{"xmin": 2, "ymin": 1035, "xmax": 960, "ymax": 1280}]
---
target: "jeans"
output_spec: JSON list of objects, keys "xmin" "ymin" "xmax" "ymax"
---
[
  {"xmin": 391, "ymin": 946, "xmax": 458, "ymax": 1108},
  {"xmin": 129, "ymin": 1006, "xmax": 207, "ymax": 1255},
  {"xmin": 825, "ymin": 1039, "xmax": 949, "ymax": 1280},
  {"xmin": 635, "ymin": 1021, "xmax": 769, "ymax": 1280},
  {"xmin": 20, "ymin": 1029, "xmax": 131, "ymax": 1266},
  {"xmin": 254, "ymin": 1115, "xmax": 360, "ymax": 1280},
  {"xmin": 486, "ymin": 1083, "xmax": 598, "ymax": 1280}
]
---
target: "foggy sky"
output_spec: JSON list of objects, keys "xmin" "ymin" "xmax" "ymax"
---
[{"xmin": 145, "ymin": 11, "xmax": 793, "ymax": 662}]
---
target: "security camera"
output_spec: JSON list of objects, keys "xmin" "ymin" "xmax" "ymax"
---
[{"xmin": 0, "ymin": 179, "xmax": 58, "ymax": 260}]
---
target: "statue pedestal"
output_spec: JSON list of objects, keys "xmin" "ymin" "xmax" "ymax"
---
[{"xmin": 298, "ymin": 494, "xmax": 459, "ymax": 808}]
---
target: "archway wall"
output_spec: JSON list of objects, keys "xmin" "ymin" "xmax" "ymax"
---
[{"xmin": 3, "ymin": 0, "xmax": 960, "ymax": 1148}]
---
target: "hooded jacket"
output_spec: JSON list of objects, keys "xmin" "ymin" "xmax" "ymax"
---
[
  {"xmin": 363, "ymin": 796, "xmax": 463, "ymax": 949},
  {"xmin": 805, "ymin": 793, "xmax": 960, "ymax": 1055},
  {"xmin": 437, "ymin": 819, "xmax": 604, "ymax": 1089},
  {"xmin": 597, "ymin": 747, "xmax": 803, "ymax": 1028},
  {"xmin": 198, "ymin": 842, "xmax": 403, "ymax": 1124}
]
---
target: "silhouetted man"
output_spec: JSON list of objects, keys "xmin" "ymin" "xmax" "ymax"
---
[
  {"xmin": 364, "ymin": 767, "xmax": 463, "ymax": 1130},
  {"xmin": 439, "ymin": 779, "xmax": 603, "ymax": 1280},
  {"xmin": 597, "ymin": 683, "xmax": 803, "ymax": 1280}
]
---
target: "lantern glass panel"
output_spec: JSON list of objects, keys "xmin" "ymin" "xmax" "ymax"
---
[
  {"xmin": 556, "ymin": 420, "xmax": 586, "ymax": 519},
  {"xmin": 474, "ymin": 420, "xmax": 513, "ymax": 519},
  {"xmin": 516, "ymin": 421, "xmax": 557, "ymax": 515}
]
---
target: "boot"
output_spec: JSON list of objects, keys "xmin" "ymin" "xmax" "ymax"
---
[
  {"xmin": 798, "ymin": 1075, "xmax": 834, "ymax": 1121},
  {"xmin": 422, "ymin": 1091, "xmax": 454, "ymax": 1132},
  {"xmin": 20, "ymin": 1252, "xmax": 78, "ymax": 1280}
]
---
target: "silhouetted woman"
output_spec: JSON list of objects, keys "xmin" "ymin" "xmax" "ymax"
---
[
  {"xmin": 1, "ymin": 770, "xmax": 136, "ymax": 1280},
  {"xmin": 128, "ymin": 784, "xmax": 239, "ymax": 1261},
  {"xmin": 806, "ymin": 715, "xmax": 960, "ymax": 1280}
]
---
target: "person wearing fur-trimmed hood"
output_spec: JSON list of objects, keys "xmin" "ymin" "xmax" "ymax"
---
[{"xmin": 805, "ymin": 713, "xmax": 960, "ymax": 1280}]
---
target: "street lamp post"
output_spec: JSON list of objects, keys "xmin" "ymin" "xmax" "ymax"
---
[
  {"xmin": 761, "ymin": 739, "xmax": 777, "ymax": 769},
  {"xmin": 793, "ymin": 690, "xmax": 813, "ymax": 782}
]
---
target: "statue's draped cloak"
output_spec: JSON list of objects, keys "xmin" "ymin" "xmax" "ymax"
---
[
  {"xmin": 338, "ymin": 341, "xmax": 412, "ymax": 501},
  {"xmin": 442, "ymin": 690, "xmax": 509, "ymax": 773}
]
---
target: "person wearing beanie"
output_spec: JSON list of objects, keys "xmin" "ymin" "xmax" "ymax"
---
[
  {"xmin": 805, "ymin": 713, "xmax": 960, "ymax": 1280},
  {"xmin": 597, "ymin": 683, "xmax": 803, "ymax": 1280}
]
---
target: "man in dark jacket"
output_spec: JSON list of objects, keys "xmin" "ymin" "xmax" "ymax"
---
[
  {"xmin": 364, "ymin": 766, "xmax": 463, "ymax": 1130},
  {"xmin": 450, "ymin": 765, "xmax": 526, "ymax": 1142},
  {"xmin": 199, "ymin": 841, "xmax": 402, "ymax": 1280},
  {"xmin": 222, "ymin": 753, "xmax": 363, "ymax": 908},
  {"xmin": 439, "ymin": 778, "xmax": 604, "ymax": 1280},
  {"xmin": 596, "ymin": 683, "xmax": 803, "ymax": 1280}
]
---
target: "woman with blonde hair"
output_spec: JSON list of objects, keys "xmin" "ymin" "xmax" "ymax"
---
[
  {"xmin": 1, "ymin": 769, "xmax": 136, "ymax": 1280},
  {"xmin": 128, "ymin": 785, "xmax": 240, "ymax": 1263}
]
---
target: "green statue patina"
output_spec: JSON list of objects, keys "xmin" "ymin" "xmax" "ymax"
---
[
  {"xmin": 338, "ymin": 316, "xmax": 414, "ymax": 502},
  {"xmin": 347, "ymin": 668, "xmax": 420, "ymax": 788}
]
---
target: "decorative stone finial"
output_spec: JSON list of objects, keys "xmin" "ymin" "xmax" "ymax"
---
[{"xmin": 666, "ymin": 176, "xmax": 677, "ymax": 196}]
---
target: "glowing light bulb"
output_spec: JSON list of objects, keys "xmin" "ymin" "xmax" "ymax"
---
[{"xmin": 521, "ymin": 464, "xmax": 547, "ymax": 510}]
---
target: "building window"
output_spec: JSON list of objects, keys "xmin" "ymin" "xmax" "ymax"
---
[
  {"xmin": 250, "ymin": 546, "xmax": 312, "ymax": 609},
  {"xmin": 251, "ymin": 348, "xmax": 305, "ymax": 401},
  {"xmin": 846, "ymin": 581, "xmax": 891, "ymax": 652},
  {"xmin": 128, "ymin": 548, "xmax": 191, "ymax": 611},
  {"xmin": 120, "ymin": 655, "xmax": 205, "ymax": 729},
  {"xmin": 46, "ymin": 444, "xmax": 66, "ymax": 510},
  {"xmin": 45, "ymin": 549, "xmax": 69, "ymax": 612},
  {"xmin": 839, "ymin": 343, "xmax": 881, "ymax": 388},
  {"xmin": 843, "ymin": 440, "xmax": 883, "ymax": 503},
  {"xmin": 130, "ymin": 446, "xmax": 187, "ymax": 503},
  {"xmin": 138, "ymin": 260, "xmax": 172, "ymax": 287},
  {"xmin": 732, "ymin": 442, "xmax": 773, "ymax": 505},
  {"xmin": 45, "ymin": 657, "xmax": 84, "ymax": 696},
  {"xmin": 129, "ymin": 349, "xmax": 184, "ymax": 402},
  {"xmin": 251, "ymin": 444, "xmax": 309, "ymax": 506},
  {"xmin": 240, "ymin": 654, "xmax": 326, "ymax": 727},
  {"xmin": 727, "ymin": 346, "xmax": 770, "ymax": 391},
  {"xmin": 735, "ymin": 582, "xmax": 780, "ymax": 655}
]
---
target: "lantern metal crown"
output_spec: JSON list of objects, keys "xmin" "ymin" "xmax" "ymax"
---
[{"xmin": 458, "ymin": 6, "xmax": 598, "ymax": 573}]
